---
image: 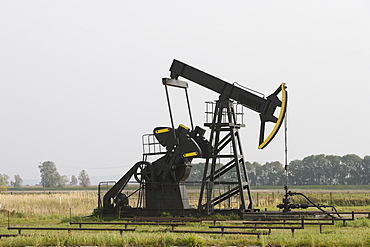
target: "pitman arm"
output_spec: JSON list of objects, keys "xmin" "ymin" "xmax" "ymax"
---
[{"xmin": 168, "ymin": 59, "xmax": 287, "ymax": 149}]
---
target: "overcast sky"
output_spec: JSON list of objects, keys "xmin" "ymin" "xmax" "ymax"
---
[{"xmin": 1, "ymin": 1, "xmax": 369, "ymax": 184}]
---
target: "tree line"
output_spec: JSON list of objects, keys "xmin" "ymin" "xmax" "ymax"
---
[
  {"xmin": 2, "ymin": 154, "xmax": 368, "ymax": 191},
  {"xmin": 38, "ymin": 161, "xmax": 91, "ymax": 188},
  {"xmin": 0, "ymin": 161, "xmax": 91, "ymax": 191},
  {"xmin": 187, "ymin": 154, "xmax": 370, "ymax": 186}
]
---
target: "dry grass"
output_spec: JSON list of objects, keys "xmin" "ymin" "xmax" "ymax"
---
[
  {"xmin": 0, "ymin": 191, "xmax": 96, "ymax": 217},
  {"xmin": 1, "ymin": 189, "xmax": 369, "ymax": 218}
]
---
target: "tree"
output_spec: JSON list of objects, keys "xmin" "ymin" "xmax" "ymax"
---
[
  {"xmin": 246, "ymin": 161, "xmax": 262, "ymax": 186},
  {"xmin": 260, "ymin": 161, "xmax": 284, "ymax": 186},
  {"xmin": 325, "ymin": 155, "xmax": 342, "ymax": 185},
  {"xmin": 78, "ymin": 170, "xmax": 91, "ymax": 187},
  {"xmin": 70, "ymin": 175, "xmax": 78, "ymax": 186},
  {"xmin": 58, "ymin": 175, "xmax": 69, "ymax": 187},
  {"xmin": 341, "ymin": 154, "xmax": 363, "ymax": 184},
  {"xmin": 38, "ymin": 161, "xmax": 61, "ymax": 187},
  {"xmin": 11, "ymin": 174, "xmax": 23, "ymax": 188},
  {"xmin": 0, "ymin": 174, "xmax": 9, "ymax": 192},
  {"xmin": 362, "ymin": 156, "xmax": 370, "ymax": 185},
  {"xmin": 288, "ymin": 159, "xmax": 304, "ymax": 185},
  {"xmin": 285, "ymin": 154, "xmax": 369, "ymax": 185},
  {"xmin": 186, "ymin": 162, "xmax": 205, "ymax": 182}
]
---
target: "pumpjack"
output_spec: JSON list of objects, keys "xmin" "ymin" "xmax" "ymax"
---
[{"xmin": 99, "ymin": 59, "xmax": 287, "ymax": 217}]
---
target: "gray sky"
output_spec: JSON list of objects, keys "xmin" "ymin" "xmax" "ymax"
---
[{"xmin": 1, "ymin": 1, "xmax": 369, "ymax": 184}]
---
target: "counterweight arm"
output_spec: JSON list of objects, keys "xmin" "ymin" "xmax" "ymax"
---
[{"xmin": 168, "ymin": 59, "xmax": 287, "ymax": 149}]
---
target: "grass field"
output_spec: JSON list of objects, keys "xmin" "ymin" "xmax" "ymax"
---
[{"xmin": 0, "ymin": 189, "xmax": 369, "ymax": 246}]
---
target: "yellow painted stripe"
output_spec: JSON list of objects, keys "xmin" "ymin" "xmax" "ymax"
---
[
  {"xmin": 179, "ymin": 124, "xmax": 189, "ymax": 130},
  {"xmin": 155, "ymin": 128, "xmax": 170, "ymax": 134},
  {"xmin": 258, "ymin": 83, "xmax": 287, "ymax": 149},
  {"xmin": 183, "ymin": 151, "xmax": 198, "ymax": 157}
]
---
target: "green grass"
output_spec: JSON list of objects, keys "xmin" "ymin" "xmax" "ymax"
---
[
  {"xmin": 1, "ymin": 206, "xmax": 370, "ymax": 246},
  {"xmin": 1, "ymin": 219, "xmax": 369, "ymax": 246}
]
